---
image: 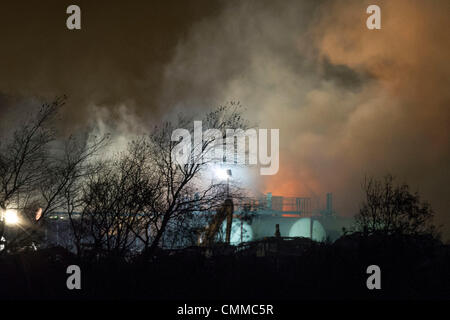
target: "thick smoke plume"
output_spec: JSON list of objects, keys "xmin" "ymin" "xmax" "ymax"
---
[{"xmin": 161, "ymin": 0, "xmax": 450, "ymax": 237}]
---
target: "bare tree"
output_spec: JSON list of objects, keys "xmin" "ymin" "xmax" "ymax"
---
[
  {"xmin": 0, "ymin": 97, "xmax": 107, "ymax": 253},
  {"xmin": 70, "ymin": 139, "xmax": 161, "ymax": 257},
  {"xmin": 67, "ymin": 103, "xmax": 250, "ymax": 258},
  {"xmin": 142, "ymin": 103, "xmax": 249, "ymax": 257},
  {"xmin": 0, "ymin": 99, "xmax": 60, "ymax": 210},
  {"xmin": 57, "ymin": 103, "xmax": 251, "ymax": 259},
  {"xmin": 354, "ymin": 174, "xmax": 436, "ymax": 237},
  {"xmin": 0, "ymin": 98, "xmax": 62, "ymax": 252}
]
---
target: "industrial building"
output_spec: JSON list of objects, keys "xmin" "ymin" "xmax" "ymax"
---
[{"xmin": 218, "ymin": 192, "xmax": 353, "ymax": 245}]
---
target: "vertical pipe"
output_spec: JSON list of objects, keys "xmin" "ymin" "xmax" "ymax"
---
[{"xmin": 224, "ymin": 198, "xmax": 234, "ymax": 244}]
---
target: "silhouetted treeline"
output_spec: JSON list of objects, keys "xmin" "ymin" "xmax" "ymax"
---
[{"xmin": 1, "ymin": 233, "xmax": 448, "ymax": 300}]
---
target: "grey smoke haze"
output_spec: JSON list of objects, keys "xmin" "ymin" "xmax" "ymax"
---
[
  {"xmin": 0, "ymin": 0, "xmax": 448, "ymax": 238},
  {"xmin": 160, "ymin": 0, "xmax": 450, "ymax": 237}
]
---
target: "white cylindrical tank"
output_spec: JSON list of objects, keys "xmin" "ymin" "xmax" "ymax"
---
[{"xmin": 288, "ymin": 218, "xmax": 326, "ymax": 242}]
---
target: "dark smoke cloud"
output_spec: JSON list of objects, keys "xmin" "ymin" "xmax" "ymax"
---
[
  {"xmin": 0, "ymin": 0, "xmax": 222, "ymax": 130},
  {"xmin": 0, "ymin": 1, "xmax": 448, "ymax": 238}
]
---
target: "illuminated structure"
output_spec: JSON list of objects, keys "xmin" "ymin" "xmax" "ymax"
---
[
  {"xmin": 37, "ymin": 192, "xmax": 353, "ymax": 250},
  {"xmin": 223, "ymin": 192, "xmax": 353, "ymax": 245}
]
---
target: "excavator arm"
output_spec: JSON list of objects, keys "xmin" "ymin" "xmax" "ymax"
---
[{"xmin": 201, "ymin": 198, "xmax": 234, "ymax": 246}]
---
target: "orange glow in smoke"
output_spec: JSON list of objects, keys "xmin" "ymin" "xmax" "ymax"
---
[
  {"xmin": 281, "ymin": 214, "xmax": 301, "ymax": 218},
  {"xmin": 261, "ymin": 162, "xmax": 321, "ymax": 198}
]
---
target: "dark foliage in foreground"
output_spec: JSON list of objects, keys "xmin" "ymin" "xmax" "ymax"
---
[{"xmin": 1, "ymin": 234, "xmax": 449, "ymax": 300}]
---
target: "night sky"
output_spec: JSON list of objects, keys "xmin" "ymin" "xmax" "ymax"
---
[{"xmin": 0, "ymin": 0, "xmax": 449, "ymax": 239}]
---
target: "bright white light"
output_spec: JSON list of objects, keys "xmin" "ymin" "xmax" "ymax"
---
[
  {"xmin": 214, "ymin": 167, "xmax": 230, "ymax": 181},
  {"xmin": 4, "ymin": 209, "xmax": 19, "ymax": 225},
  {"xmin": 0, "ymin": 236, "xmax": 5, "ymax": 251}
]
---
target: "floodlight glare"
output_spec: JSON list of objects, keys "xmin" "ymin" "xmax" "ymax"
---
[
  {"xmin": 214, "ymin": 167, "xmax": 231, "ymax": 181},
  {"xmin": 4, "ymin": 209, "xmax": 19, "ymax": 225}
]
